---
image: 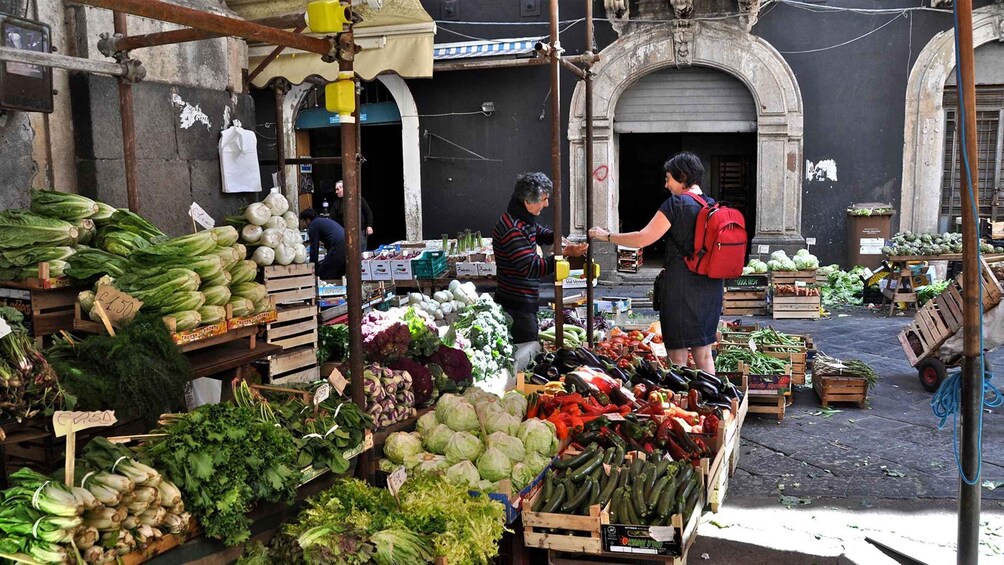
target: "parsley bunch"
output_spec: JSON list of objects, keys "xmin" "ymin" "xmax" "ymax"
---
[{"xmin": 143, "ymin": 403, "xmax": 299, "ymax": 546}]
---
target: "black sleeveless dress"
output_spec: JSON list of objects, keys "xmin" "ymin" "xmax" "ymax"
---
[{"xmin": 657, "ymin": 193, "xmax": 724, "ymax": 349}]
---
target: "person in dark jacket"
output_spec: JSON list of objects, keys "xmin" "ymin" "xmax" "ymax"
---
[
  {"xmin": 589, "ymin": 152, "xmax": 722, "ymax": 373},
  {"xmin": 332, "ymin": 180, "xmax": 374, "ymax": 251},
  {"xmin": 299, "ymin": 208, "xmax": 346, "ymax": 281},
  {"xmin": 492, "ymin": 172, "xmax": 587, "ymax": 344}
]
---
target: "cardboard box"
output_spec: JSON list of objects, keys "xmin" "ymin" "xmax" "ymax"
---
[
  {"xmin": 564, "ymin": 269, "xmax": 598, "ymax": 289},
  {"xmin": 456, "ymin": 262, "xmax": 480, "ymax": 278},
  {"xmin": 369, "ymin": 258, "xmax": 392, "ymax": 281},
  {"xmin": 595, "ymin": 296, "xmax": 631, "ymax": 314},
  {"xmin": 391, "ymin": 255, "xmax": 416, "ymax": 280},
  {"xmin": 478, "ymin": 261, "xmax": 498, "ymax": 277},
  {"xmin": 360, "ymin": 254, "xmax": 373, "ymax": 281}
]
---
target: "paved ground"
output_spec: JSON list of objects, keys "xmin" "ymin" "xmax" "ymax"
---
[{"xmin": 566, "ymin": 283, "xmax": 1004, "ymax": 564}]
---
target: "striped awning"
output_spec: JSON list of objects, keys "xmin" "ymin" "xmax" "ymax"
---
[{"xmin": 433, "ymin": 37, "xmax": 544, "ymax": 61}]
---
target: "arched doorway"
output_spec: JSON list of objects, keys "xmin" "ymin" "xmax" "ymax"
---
[
  {"xmin": 568, "ymin": 20, "xmax": 804, "ymax": 273},
  {"xmin": 900, "ymin": 4, "xmax": 1004, "ymax": 233}
]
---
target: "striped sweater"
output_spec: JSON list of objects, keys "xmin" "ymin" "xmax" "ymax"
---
[{"xmin": 492, "ymin": 197, "xmax": 556, "ymax": 312}]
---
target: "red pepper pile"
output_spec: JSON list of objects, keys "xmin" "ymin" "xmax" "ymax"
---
[{"xmin": 528, "ymin": 391, "xmax": 632, "ymax": 440}]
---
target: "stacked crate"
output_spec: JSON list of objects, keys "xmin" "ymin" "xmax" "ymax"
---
[
  {"xmin": 262, "ymin": 264, "xmax": 319, "ymax": 384},
  {"xmin": 723, "ymin": 274, "xmax": 768, "ymax": 316},
  {"xmin": 616, "ymin": 246, "xmax": 643, "ymax": 273},
  {"xmin": 769, "ymin": 270, "xmax": 821, "ymax": 320}
]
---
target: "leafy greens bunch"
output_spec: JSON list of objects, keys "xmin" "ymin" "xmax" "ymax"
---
[
  {"xmin": 142, "ymin": 402, "xmax": 299, "ymax": 546},
  {"xmin": 446, "ymin": 298, "xmax": 514, "ymax": 383}
]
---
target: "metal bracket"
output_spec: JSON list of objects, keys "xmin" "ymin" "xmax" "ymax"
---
[
  {"xmin": 119, "ymin": 58, "xmax": 147, "ymax": 83},
  {"xmin": 97, "ymin": 32, "xmax": 123, "ymax": 59}
]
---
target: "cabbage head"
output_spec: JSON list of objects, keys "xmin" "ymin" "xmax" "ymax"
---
[
  {"xmin": 500, "ymin": 391, "xmax": 528, "ymax": 419},
  {"xmin": 423, "ymin": 424, "xmax": 455, "ymax": 455},
  {"xmin": 444, "ymin": 461, "xmax": 480, "ymax": 488},
  {"xmin": 487, "ymin": 431, "xmax": 525, "ymax": 463},
  {"xmin": 435, "ymin": 393, "xmax": 464, "ymax": 422},
  {"xmin": 476, "ymin": 479, "xmax": 499, "ymax": 492},
  {"xmin": 511, "ymin": 463, "xmax": 539, "ymax": 492},
  {"xmin": 780, "ymin": 258, "xmax": 797, "ymax": 271},
  {"xmin": 384, "ymin": 431, "xmax": 423, "ymax": 465},
  {"xmin": 443, "ymin": 399, "xmax": 480, "ymax": 433},
  {"xmin": 517, "ymin": 418, "xmax": 557, "ymax": 456},
  {"xmin": 770, "ymin": 250, "xmax": 789, "ymax": 262},
  {"xmin": 404, "ymin": 452, "xmax": 449, "ymax": 473},
  {"xmin": 485, "ymin": 411, "xmax": 520, "ymax": 437},
  {"xmin": 524, "ymin": 451, "xmax": 551, "ymax": 476},
  {"xmin": 463, "ymin": 386, "xmax": 498, "ymax": 404},
  {"xmin": 795, "ymin": 249, "xmax": 809, "ymax": 257},
  {"xmin": 476, "ymin": 447, "xmax": 513, "ymax": 483},
  {"xmin": 445, "ymin": 431, "xmax": 483, "ymax": 464},
  {"xmin": 416, "ymin": 410, "xmax": 440, "ymax": 438}
]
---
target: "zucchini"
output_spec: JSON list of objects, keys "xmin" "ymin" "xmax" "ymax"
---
[
  {"xmin": 543, "ymin": 472, "xmax": 555, "ymax": 502},
  {"xmin": 633, "ymin": 472, "xmax": 649, "ymax": 518},
  {"xmin": 582, "ymin": 478, "xmax": 600, "ymax": 514},
  {"xmin": 570, "ymin": 451, "xmax": 604, "ymax": 483},
  {"xmin": 561, "ymin": 479, "xmax": 593, "ymax": 513},
  {"xmin": 553, "ymin": 444, "xmax": 598, "ymax": 470},
  {"xmin": 654, "ymin": 457, "xmax": 672, "ymax": 481},
  {"xmin": 532, "ymin": 489, "xmax": 548, "ymax": 512},
  {"xmin": 684, "ymin": 486, "xmax": 702, "ymax": 522},
  {"xmin": 656, "ymin": 479, "xmax": 677, "ymax": 519},
  {"xmin": 644, "ymin": 465, "xmax": 658, "ymax": 498},
  {"xmin": 617, "ymin": 464, "xmax": 630, "ymax": 489},
  {"xmin": 603, "ymin": 446, "xmax": 617, "ymax": 465},
  {"xmin": 623, "ymin": 492, "xmax": 642, "ymax": 525},
  {"xmin": 589, "ymin": 463, "xmax": 604, "ymax": 484},
  {"xmin": 611, "ymin": 445, "xmax": 626, "ymax": 467},
  {"xmin": 597, "ymin": 467, "xmax": 620, "ymax": 509},
  {"xmin": 628, "ymin": 457, "xmax": 644, "ymax": 482},
  {"xmin": 648, "ymin": 476, "xmax": 671, "ymax": 512},
  {"xmin": 543, "ymin": 484, "xmax": 566, "ymax": 513},
  {"xmin": 609, "ymin": 487, "xmax": 624, "ymax": 523}
]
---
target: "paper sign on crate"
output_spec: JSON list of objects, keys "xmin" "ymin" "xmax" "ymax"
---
[
  {"xmin": 52, "ymin": 410, "xmax": 117, "ymax": 438},
  {"xmin": 95, "ymin": 285, "xmax": 143, "ymax": 326}
]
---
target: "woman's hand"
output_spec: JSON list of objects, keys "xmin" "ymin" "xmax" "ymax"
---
[
  {"xmin": 563, "ymin": 242, "xmax": 588, "ymax": 257},
  {"xmin": 588, "ymin": 227, "xmax": 610, "ymax": 242}
]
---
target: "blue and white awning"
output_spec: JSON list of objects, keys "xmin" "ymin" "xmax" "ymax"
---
[{"xmin": 433, "ymin": 37, "xmax": 545, "ymax": 61}]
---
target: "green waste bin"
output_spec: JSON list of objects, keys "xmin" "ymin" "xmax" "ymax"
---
[{"xmin": 847, "ymin": 203, "xmax": 895, "ymax": 269}]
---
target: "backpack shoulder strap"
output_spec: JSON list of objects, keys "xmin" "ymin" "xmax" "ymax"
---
[{"xmin": 682, "ymin": 191, "xmax": 709, "ymax": 207}]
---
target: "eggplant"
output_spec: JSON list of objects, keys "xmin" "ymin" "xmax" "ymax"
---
[
  {"xmin": 694, "ymin": 370, "xmax": 725, "ymax": 390},
  {"xmin": 610, "ymin": 386, "xmax": 640, "ymax": 409},
  {"xmin": 554, "ymin": 348, "xmax": 582, "ymax": 373},
  {"xmin": 530, "ymin": 373, "xmax": 552, "ymax": 385},
  {"xmin": 564, "ymin": 372, "xmax": 597, "ymax": 395},
  {"xmin": 660, "ymin": 369, "xmax": 689, "ymax": 392},
  {"xmin": 631, "ymin": 376, "xmax": 661, "ymax": 393},
  {"xmin": 575, "ymin": 347, "xmax": 605, "ymax": 369},
  {"xmin": 689, "ymin": 380, "xmax": 719, "ymax": 400}
]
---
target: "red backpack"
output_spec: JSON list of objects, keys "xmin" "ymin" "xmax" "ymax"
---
[{"xmin": 673, "ymin": 193, "xmax": 747, "ymax": 279}]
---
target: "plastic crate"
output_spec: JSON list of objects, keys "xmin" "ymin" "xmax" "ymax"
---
[{"xmin": 411, "ymin": 250, "xmax": 447, "ymax": 279}]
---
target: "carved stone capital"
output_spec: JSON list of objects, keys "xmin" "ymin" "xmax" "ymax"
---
[
  {"xmin": 669, "ymin": 0, "xmax": 694, "ymax": 20},
  {"xmin": 672, "ymin": 21, "xmax": 694, "ymax": 66}
]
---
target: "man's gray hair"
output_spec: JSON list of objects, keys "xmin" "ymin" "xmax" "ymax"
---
[{"xmin": 513, "ymin": 172, "xmax": 553, "ymax": 204}]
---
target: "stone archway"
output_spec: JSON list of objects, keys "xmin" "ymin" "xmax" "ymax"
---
[
  {"xmin": 899, "ymin": 5, "xmax": 1004, "ymax": 233},
  {"xmin": 280, "ymin": 75, "xmax": 424, "ymax": 241},
  {"xmin": 568, "ymin": 20, "xmax": 804, "ymax": 255}
]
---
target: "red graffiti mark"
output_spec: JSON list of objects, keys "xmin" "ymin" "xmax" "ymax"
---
[{"xmin": 592, "ymin": 165, "xmax": 608, "ymax": 182}]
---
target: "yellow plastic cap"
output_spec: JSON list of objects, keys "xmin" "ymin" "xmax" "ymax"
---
[
  {"xmin": 325, "ymin": 73, "xmax": 355, "ymax": 115},
  {"xmin": 307, "ymin": 1, "xmax": 351, "ymax": 34},
  {"xmin": 555, "ymin": 260, "xmax": 570, "ymax": 281}
]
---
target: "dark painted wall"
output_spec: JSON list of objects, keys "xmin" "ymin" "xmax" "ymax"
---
[
  {"xmin": 71, "ymin": 75, "xmax": 256, "ymax": 236},
  {"xmin": 405, "ymin": 0, "xmax": 1000, "ymax": 266}
]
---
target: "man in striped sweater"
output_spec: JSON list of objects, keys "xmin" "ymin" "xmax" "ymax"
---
[{"xmin": 492, "ymin": 172, "xmax": 588, "ymax": 344}]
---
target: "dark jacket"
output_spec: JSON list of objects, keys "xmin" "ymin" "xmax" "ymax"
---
[
  {"xmin": 491, "ymin": 197, "xmax": 555, "ymax": 312},
  {"xmin": 331, "ymin": 196, "xmax": 373, "ymax": 231},
  {"xmin": 307, "ymin": 217, "xmax": 346, "ymax": 279}
]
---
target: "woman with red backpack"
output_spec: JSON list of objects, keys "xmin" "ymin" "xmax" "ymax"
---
[{"xmin": 589, "ymin": 152, "xmax": 735, "ymax": 374}]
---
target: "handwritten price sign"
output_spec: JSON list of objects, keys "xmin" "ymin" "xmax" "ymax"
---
[
  {"xmin": 52, "ymin": 410, "xmax": 117, "ymax": 438},
  {"xmin": 95, "ymin": 285, "xmax": 143, "ymax": 325}
]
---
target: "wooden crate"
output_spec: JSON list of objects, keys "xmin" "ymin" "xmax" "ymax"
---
[
  {"xmin": 523, "ymin": 490, "xmax": 608, "ymax": 554},
  {"xmin": 266, "ymin": 303, "xmax": 318, "ymax": 350},
  {"xmin": 747, "ymin": 394, "xmax": 786, "ymax": 420},
  {"xmin": 771, "ymin": 295, "xmax": 820, "ymax": 320},
  {"xmin": 723, "ymin": 289, "xmax": 767, "ymax": 316},
  {"xmin": 769, "ymin": 270, "xmax": 818, "ymax": 285},
  {"xmin": 267, "ymin": 344, "xmax": 320, "ymax": 385},
  {"xmin": 898, "ymin": 283, "xmax": 961, "ymax": 365},
  {"xmin": 0, "ymin": 284, "xmax": 77, "ymax": 340},
  {"xmin": 763, "ymin": 350, "xmax": 807, "ymax": 386},
  {"xmin": 813, "ymin": 374, "xmax": 868, "ymax": 408},
  {"xmin": 263, "ymin": 264, "xmax": 317, "ymax": 306}
]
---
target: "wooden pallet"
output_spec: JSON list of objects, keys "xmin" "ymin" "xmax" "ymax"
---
[
  {"xmin": 266, "ymin": 303, "xmax": 318, "ymax": 350},
  {"xmin": 769, "ymin": 270, "xmax": 818, "ymax": 286},
  {"xmin": 772, "ymin": 295, "xmax": 820, "ymax": 320},
  {"xmin": 0, "ymin": 284, "xmax": 77, "ymax": 340},
  {"xmin": 723, "ymin": 289, "xmax": 767, "ymax": 316},
  {"xmin": 267, "ymin": 344, "xmax": 320, "ymax": 385},
  {"xmin": 813, "ymin": 374, "xmax": 868, "ymax": 408},
  {"xmin": 263, "ymin": 264, "xmax": 317, "ymax": 306},
  {"xmin": 747, "ymin": 394, "xmax": 786, "ymax": 420}
]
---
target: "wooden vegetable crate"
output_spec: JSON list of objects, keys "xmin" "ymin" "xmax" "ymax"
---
[
  {"xmin": 722, "ymin": 289, "xmax": 767, "ymax": 316},
  {"xmin": 0, "ymin": 284, "xmax": 77, "ymax": 343},
  {"xmin": 769, "ymin": 270, "xmax": 818, "ymax": 286},
  {"xmin": 771, "ymin": 294, "xmax": 820, "ymax": 320},
  {"xmin": 813, "ymin": 374, "xmax": 868, "ymax": 408},
  {"xmin": 262, "ymin": 264, "xmax": 320, "ymax": 384},
  {"xmin": 898, "ymin": 281, "xmax": 962, "ymax": 365}
]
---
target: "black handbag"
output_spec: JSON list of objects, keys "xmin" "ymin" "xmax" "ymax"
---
[{"xmin": 652, "ymin": 269, "xmax": 665, "ymax": 311}]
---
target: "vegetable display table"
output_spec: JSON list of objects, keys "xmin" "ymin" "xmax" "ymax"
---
[{"xmin": 186, "ymin": 340, "xmax": 281, "ymax": 380}]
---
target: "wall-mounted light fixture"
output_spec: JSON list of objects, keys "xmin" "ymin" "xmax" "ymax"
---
[{"xmin": 481, "ymin": 101, "xmax": 495, "ymax": 116}]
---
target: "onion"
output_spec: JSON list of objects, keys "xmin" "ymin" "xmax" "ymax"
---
[
  {"xmin": 274, "ymin": 243, "xmax": 295, "ymax": 266},
  {"xmin": 264, "ymin": 216, "xmax": 286, "ymax": 230},
  {"xmin": 263, "ymin": 191, "xmax": 290, "ymax": 215},
  {"xmin": 245, "ymin": 202, "xmax": 271, "ymax": 226},
  {"xmin": 260, "ymin": 228, "xmax": 283, "ymax": 249},
  {"xmin": 252, "ymin": 246, "xmax": 275, "ymax": 266},
  {"xmin": 241, "ymin": 224, "xmax": 262, "ymax": 244}
]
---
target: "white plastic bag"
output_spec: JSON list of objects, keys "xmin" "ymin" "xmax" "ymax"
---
[{"xmin": 219, "ymin": 120, "xmax": 263, "ymax": 193}]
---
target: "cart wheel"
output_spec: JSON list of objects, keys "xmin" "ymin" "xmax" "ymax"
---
[{"xmin": 918, "ymin": 358, "xmax": 947, "ymax": 392}]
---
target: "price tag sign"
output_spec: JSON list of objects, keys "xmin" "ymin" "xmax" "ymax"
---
[
  {"xmin": 795, "ymin": 281, "xmax": 807, "ymax": 288},
  {"xmin": 95, "ymin": 285, "xmax": 143, "ymax": 325},
  {"xmin": 651, "ymin": 342, "xmax": 667, "ymax": 358},
  {"xmin": 606, "ymin": 412, "xmax": 626, "ymax": 422},
  {"xmin": 0, "ymin": 318, "xmax": 11, "ymax": 340},
  {"xmin": 748, "ymin": 338, "xmax": 757, "ymax": 352},
  {"xmin": 52, "ymin": 410, "xmax": 117, "ymax": 438},
  {"xmin": 327, "ymin": 368, "xmax": 348, "ymax": 396},
  {"xmin": 189, "ymin": 202, "xmax": 215, "ymax": 229},
  {"xmin": 806, "ymin": 237, "xmax": 817, "ymax": 246},
  {"xmin": 757, "ymin": 244, "xmax": 770, "ymax": 254},
  {"xmin": 313, "ymin": 384, "xmax": 331, "ymax": 406},
  {"xmin": 387, "ymin": 466, "xmax": 407, "ymax": 497}
]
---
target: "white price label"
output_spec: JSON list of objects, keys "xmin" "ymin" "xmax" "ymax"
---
[
  {"xmin": 863, "ymin": 267, "xmax": 874, "ymax": 279},
  {"xmin": 606, "ymin": 413, "xmax": 626, "ymax": 422},
  {"xmin": 313, "ymin": 384, "xmax": 331, "ymax": 406},
  {"xmin": 327, "ymin": 368, "xmax": 348, "ymax": 396},
  {"xmin": 757, "ymin": 245, "xmax": 770, "ymax": 254},
  {"xmin": 806, "ymin": 238, "xmax": 817, "ymax": 245},
  {"xmin": 0, "ymin": 318, "xmax": 11, "ymax": 340},
  {"xmin": 189, "ymin": 202, "xmax": 215, "ymax": 229},
  {"xmin": 795, "ymin": 281, "xmax": 807, "ymax": 287},
  {"xmin": 651, "ymin": 342, "xmax": 667, "ymax": 357},
  {"xmin": 748, "ymin": 337, "xmax": 757, "ymax": 352},
  {"xmin": 52, "ymin": 410, "xmax": 117, "ymax": 438},
  {"xmin": 387, "ymin": 466, "xmax": 407, "ymax": 497}
]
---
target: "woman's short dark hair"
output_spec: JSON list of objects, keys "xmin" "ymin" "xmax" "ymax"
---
[
  {"xmin": 513, "ymin": 172, "xmax": 553, "ymax": 204},
  {"xmin": 664, "ymin": 152, "xmax": 704, "ymax": 188},
  {"xmin": 299, "ymin": 208, "xmax": 317, "ymax": 221}
]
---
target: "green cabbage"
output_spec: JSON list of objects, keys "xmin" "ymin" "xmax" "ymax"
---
[
  {"xmin": 443, "ymin": 399, "xmax": 479, "ymax": 433},
  {"xmin": 511, "ymin": 463, "xmax": 538, "ymax": 492},
  {"xmin": 485, "ymin": 411, "xmax": 520, "ymax": 437},
  {"xmin": 444, "ymin": 431, "xmax": 483, "ymax": 465},
  {"xmin": 476, "ymin": 447, "xmax": 512, "ymax": 483},
  {"xmin": 404, "ymin": 452, "xmax": 449, "ymax": 473},
  {"xmin": 523, "ymin": 451, "xmax": 551, "ymax": 476},
  {"xmin": 384, "ymin": 431, "xmax": 423, "ymax": 465},
  {"xmin": 434, "ymin": 393, "xmax": 464, "ymax": 423},
  {"xmin": 416, "ymin": 410, "xmax": 439, "ymax": 437},
  {"xmin": 500, "ymin": 391, "xmax": 528, "ymax": 419},
  {"xmin": 423, "ymin": 424, "xmax": 454, "ymax": 456},
  {"xmin": 517, "ymin": 418, "xmax": 557, "ymax": 456},
  {"xmin": 462, "ymin": 387, "xmax": 497, "ymax": 404},
  {"xmin": 444, "ymin": 461, "xmax": 480, "ymax": 488},
  {"xmin": 487, "ymin": 431, "xmax": 525, "ymax": 463}
]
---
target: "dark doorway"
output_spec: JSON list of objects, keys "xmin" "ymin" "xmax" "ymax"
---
[{"xmin": 618, "ymin": 132, "xmax": 757, "ymax": 262}]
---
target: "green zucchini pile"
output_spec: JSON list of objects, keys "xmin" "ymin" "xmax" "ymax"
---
[{"xmin": 531, "ymin": 442, "xmax": 703, "ymax": 526}]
